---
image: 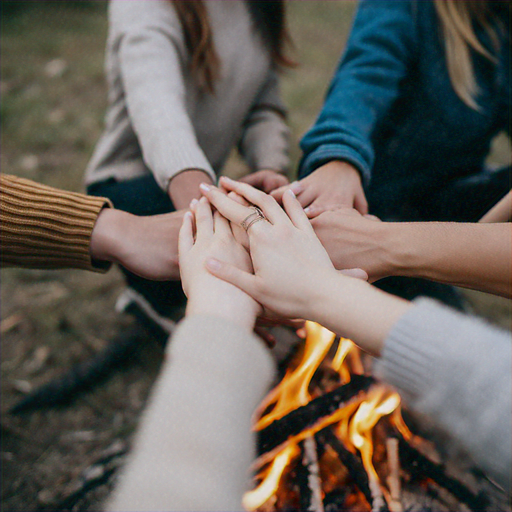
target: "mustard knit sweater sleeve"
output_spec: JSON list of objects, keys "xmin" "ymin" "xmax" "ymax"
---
[{"xmin": 1, "ymin": 174, "xmax": 113, "ymax": 272}]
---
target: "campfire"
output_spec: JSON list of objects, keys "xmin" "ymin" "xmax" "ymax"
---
[{"xmin": 243, "ymin": 322, "xmax": 506, "ymax": 512}]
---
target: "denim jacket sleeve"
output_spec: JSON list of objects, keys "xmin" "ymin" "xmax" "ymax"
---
[{"xmin": 299, "ymin": 0, "xmax": 419, "ymax": 185}]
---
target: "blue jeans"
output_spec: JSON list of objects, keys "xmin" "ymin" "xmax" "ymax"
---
[{"xmin": 88, "ymin": 175, "xmax": 186, "ymax": 318}]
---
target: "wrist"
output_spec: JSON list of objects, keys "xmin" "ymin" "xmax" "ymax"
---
[
  {"xmin": 168, "ymin": 169, "xmax": 214, "ymax": 210},
  {"xmin": 185, "ymin": 283, "xmax": 257, "ymax": 333},
  {"xmin": 312, "ymin": 273, "xmax": 411, "ymax": 357},
  {"xmin": 90, "ymin": 208, "xmax": 129, "ymax": 264}
]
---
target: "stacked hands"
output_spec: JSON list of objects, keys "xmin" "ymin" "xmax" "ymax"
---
[{"xmin": 179, "ymin": 176, "xmax": 408, "ymax": 357}]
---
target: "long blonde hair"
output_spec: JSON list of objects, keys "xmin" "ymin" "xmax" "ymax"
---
[{"xmin": 434, "ymin": 0, "xmax": 507, "ymax": 110}]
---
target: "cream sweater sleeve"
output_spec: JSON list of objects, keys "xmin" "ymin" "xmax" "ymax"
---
[
  {"xmin": 375, "ymin": 298, "xmax": 512, "ymax": 493},
  {"xmin": 109, "ymin": 0, "xmax": 216, "ymax": 191},
  {"xmin": 0, "ymin": 174, "xmax": 112, "ymax": 272},
  {"xmin": 239, "ymin": 69, "xmax": 290, "ymax": 174},
  {"xmin": 107, "ymin": 315, "xmax": 276, "ymax": 512}
]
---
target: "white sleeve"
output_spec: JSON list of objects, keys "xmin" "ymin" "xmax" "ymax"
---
[
  {"xmin": 107, "ymin": 315, "xmax": 275, "ymax": 511},
  {"xmin": 110, "ymin": 0, "xmax": 216, "ymax": 192}
]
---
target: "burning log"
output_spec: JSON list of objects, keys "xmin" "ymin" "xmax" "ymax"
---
[
  {"xmin": 396, "ymin": 435, "xmax": 490, "ymax": 511},
  {"xmin": 318, "ymin": 427, "xmax": 389, "ymax": 512},
  {"xmin": 257, "ymin": 375, "xmax": 376, "ymax": 462},
  {"xmin": 296, "ymin": 436, "xmax": 324, "ymax": 512}
]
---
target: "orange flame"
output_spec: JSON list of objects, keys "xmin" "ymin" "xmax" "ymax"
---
[
  {"xmin": 254, "ymin": 321, "xmax": 336, "ymax": 431},
  {"xmin": 244, "ymin": 322, "xmax": 408, "ymax": 511},
  {"xmin": 243, "ymin": 444, "xmax": 299, "ymax": 511}
]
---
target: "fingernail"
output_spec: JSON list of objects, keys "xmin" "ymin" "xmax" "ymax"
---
[
  {"xmin": 221, "ymin": 176, "xmax": 234, "ymax": 183},
  {"xmin": 304, "ymin": 206, "xmax": 311, "ymax": 214},
  {"xmin": 286, "ymin": 188, "xmax": 296, "ymax": 199},
  {"xmin": 206, "ymin": 258, "xmax": 221, "ymax": 271},
  {"xmin": 199, "ymin": 183, "xmax": 211, "ymax": 192},
  {"xmin": 184, "ymin": 211, "xmax": 193, "ymax": 220},
  {"xmin": 189, "ymin": 198, "xmax": 199, "ymax": 208},
  {"xmin": 290, "ymin": 181, "xmax": 303, "ymax": 194}
]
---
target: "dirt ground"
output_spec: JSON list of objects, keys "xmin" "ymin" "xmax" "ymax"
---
[{"xmin": 1, "ymin": 2, "xmax": 511, "ymax": 512}]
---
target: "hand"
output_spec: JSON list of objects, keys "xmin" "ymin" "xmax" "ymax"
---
[
  {"xmin": 90, "ymin": 208, "xmax": 183, "ymax": 280},
  {"xmin": 271, "ymin": 161, "xmax": 368, "ymax": 218},
  {"xmin": 179, "ymin": 197, "xmax": 259, "ymax": 331},
  {"xmin": 199, "ymin": 177, "xmax": 338, "ymax": 320},
  {"xmin": 239, "ymin": 169, "xmax": 289, "ymax": 193},
  {"xmin": 311, "ymin": 207, "xmax": 390, "ymax": 282},
  {"xmin": 200, "ymin": 178, "xmax": 411, "ymax": 357},
  {"xmin": 168, "ymin": 169, "xmax": 214, "ymax": 211}
]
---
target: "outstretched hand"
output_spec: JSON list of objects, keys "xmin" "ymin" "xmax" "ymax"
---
[
  {"xmin": 179, "ymin": 197, "xmax": 259, "ymax": 331},
  {"xmin": 199, "ymin": 177, "xmax": 341, "ymax": 320},
  {"xmin": 271, "ymin": 161, "xmax": 368, "ymax": 218},
  {"xmin": 90, "ymin": 209, "xmax": 184, "ymax": 280}
]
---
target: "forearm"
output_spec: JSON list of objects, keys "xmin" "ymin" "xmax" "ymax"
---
[
  {"xmin": 383, "ymin": 222, "xmax": 512, "ymax": 297},
  {"xmin": 168, "ymin": 169, "xmax": 214, "ymax": 211},
  {"xmin": 0, "ymin": 174, "xmax": 112, "ymax": 272},
  {"xmin": 107, "ymin": 315, "xmax": 275, "ymax": 511},
  {"xmin": 309, "ymin": 271, "xmax": 412, "ymax": 357}
]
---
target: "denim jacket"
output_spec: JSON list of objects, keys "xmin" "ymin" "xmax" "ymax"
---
[{"xmin": 299, "ymin": 0, "xmax": 510, "ymax": 215}]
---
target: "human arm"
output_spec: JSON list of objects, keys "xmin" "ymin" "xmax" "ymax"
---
[
  {"xmin": 271, "ymin": 1, "xmax": 418, "ymax": 213},
  {"xmin": 107, "ymin": 198, "xmax": 274, "ymax": 512},
  {"xmin": 0, "ymin": 174, "xmax": 184, "ymax": 279},
  {"xmin": 237, "ymin": 69, "xmax": 290, "ymax": 193},
  {"xmin": 0, "ymin": 174, "xmax": 113, "ymax": 272},
  {"xmin": 110, "ymin": 0, "xmax": 216, "ymax": 195},
  {"xmin": 201, "ymin": 179, "xmax": 511, "ymax": 491},
  {"xmin": 311, "ymin": 209, "xmax": 512, "ymax": 297}
]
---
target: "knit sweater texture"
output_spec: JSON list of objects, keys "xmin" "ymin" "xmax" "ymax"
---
[
  {"xmin": 376, "ymin": 298, "xmax": 512, "ymax": 494},
  {"xmin": 0, "ymin": 174, "xmax": 112, "ymax": 272},
  {"xmin": 85, "ymin": 0, "xmax": 290, "ymax": 193}
]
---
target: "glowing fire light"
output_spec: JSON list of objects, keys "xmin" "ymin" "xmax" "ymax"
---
[
  {"xmin": 243, "ymin": 444, "xmax": 299, "ymax": 511},
  {"xmin": 253, "ymin": 321, "xmax": 336, "ymax": 430},
  {"xmin": 244, "ymin": 322, "xmax": 409, "ymax": 511}
]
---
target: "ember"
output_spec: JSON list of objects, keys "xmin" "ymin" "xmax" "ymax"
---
[{"xmin": 244, "ymin": 322, "xmax": 506, "ymax": 512}]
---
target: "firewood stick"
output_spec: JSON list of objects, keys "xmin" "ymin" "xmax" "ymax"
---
[
  {"xmin": 396, "ymin": 434, "xmax": 489, "ymax": 510},
  {"xmin": 319, "ymin": 427, "xmax": 389, "ymax": 512},
  {"xmin": 297, "ymin": 436, "xmax": 324, "ymax": 512},
  {"xmin": 256, "ymin": 375, "xmax": 375, "ymax": 465},
  {"xmin": 386, "ymin": 437, "xmax": 403, "ymax": 512}
]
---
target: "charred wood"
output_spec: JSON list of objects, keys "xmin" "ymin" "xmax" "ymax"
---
[
  {"xmin": 257, "ymin": 375, "xmax": 375, "ymax": 458},
  {"xmin": 397, "ymin": 435, "xmax": 490, "ymax": 510},
  {"xmin": 296, "ymin": 437, "xmax": 324, "ymax": 512},
  {"xmin": 319, "ymin": 427, "xmax": 389, "ymax": 512}
]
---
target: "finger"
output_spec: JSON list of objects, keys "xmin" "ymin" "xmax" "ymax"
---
[
  {"xmin": 364, "ymin": 213, "xmax": 382, "ymax": 222},
  {"xmin": 194, "ymin": 196, "xmax": 214, "ymax": 238},
  {"xmin": 270, "ymin": 181, "xmax": 303, "ymax": 203},
  {"xmin": 339, "ymin": 268, "xmax": 369, "ymax": 281},
  {"xmin": 205, "ymin": 257, "xmax": 260, "ymax": 298},
  {"xmin": 228, "ymin": 190, "xmax": 251, "ymax": 207},
  {"xmin": 178, "ymin": 211, "xmax": 195, "ymax": 260},
  {"xmin": 200, "ymin": 183, "xmax": 254, "ymax": 224},
  {"xmin": 213, "ymin": 210, "xmax": 232, "ymax": 237},
  {"xmin": 263, "ymin": 174, "xmax": 289, "ymax": 193},
  {"xmin": 238, "ymin": 173, "xmax": 264, "ymax": 188},
  {"xmin": 303, "ymin": 200, "xmax": 335, "ymax": 219},
  {"xmin": 282, "ymin": 189, "xmax": 315, "ymax": 233},
  {"xmin": 218, "ymin": 177, "xmax": 288, "ymax": 225},
  {"xmin": 354, "ymin": 192, "xmax": 369, "ymax": 215}
]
